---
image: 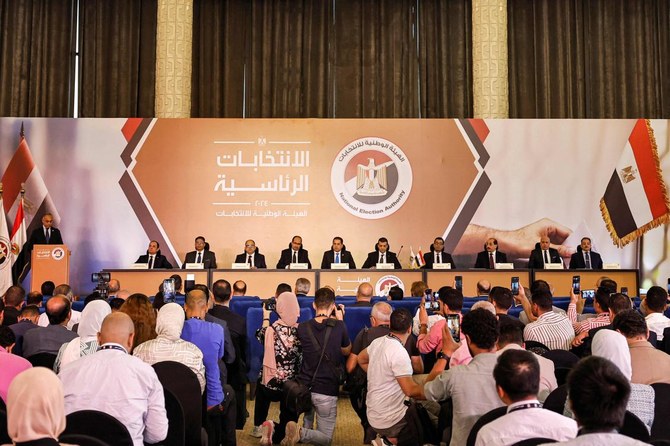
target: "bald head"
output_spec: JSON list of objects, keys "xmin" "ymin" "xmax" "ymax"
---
[
  {"xmin": 46, "ymin": 295, "xmax": 71, "ymax": 326},
  {"xmin": 185, "ymin": 290, "xmax": 207, "ymax": 318},
  {"xmin": 98, "ymin": 312, "xmax": 135, "ymax": 351},
  {"xmin": 356, "ymin": 282, "xmax": 373, "ymax": 302}
]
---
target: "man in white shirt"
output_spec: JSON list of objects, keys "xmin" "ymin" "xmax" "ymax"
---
[
  {"xmin": 59, "ymin": 312, "xmax": 168, "ymax": 446},
  {"xmin": 37, "ymin": 284, "xmax": 81, "ymax": 330},
  {"xmin": 357, "ymin": 308, "xmax": 431, "ymax": 446},
  {"xmin": 475, "ymin": 349, "xmax": 577, "ymax": 446},
  {"xmin": 641, "ymin": 286, "xmax": 670, "ymax": 341}
]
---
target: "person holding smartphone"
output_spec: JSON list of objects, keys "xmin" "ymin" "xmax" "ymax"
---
[{"xmin": 569, "ymin": 285, "xmax": 612, "ymax": 346}]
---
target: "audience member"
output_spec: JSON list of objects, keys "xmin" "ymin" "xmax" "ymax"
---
[
  {"xmin": 412, "ymin": 287, "xmax": 446, "ymax": 336},
  {"xmin": 0, "ymin": 326, "xmax": 31, "ymax": 402},
  {"xmin": 347, "ymin": 302, "xmax": 422, "ymax": 443},
  {"xmin": 471, "ymin": 300, "xmax": 496, "ymax": 314},
  {"xmin": 422, "ymin": 308, "xmax": 502, "ymax": 446},
  {"xmin": 133, "ymin": 302, "xmax": 206, "ymax": 392},
  {"xmin": 476, "ymin": 279, "xmax": 491, "ymax": 297},
  {"xmin": 280, "ymin": 287, "xmax": 351, "ymax": 446},
  {"xmin": 181, "ymin": 289, "xmax": 236, "ymax": 446},
  {"xmin": 358, "ymin": 308, "xmax": 433, "ymax": 446},
  {"xmin": 549, "ymin": 356, "xmax": 647, "ymax": 445},
  {"xmin": 119, "ymin": 293, "xmax": 157, "ymax": 352},
  {"xmin": 518, "ymin": 279, "xmax": 567, "ymax": 325},
  {"xmin": 275, "ymin": 283, "xmax": 292, "ymax": 297},
  {"xmin": 641, "ymin": 286, "xmax": 670, "ymax": 341},
  {"xmin": 59, "ymin": 312, "xmax": 168, "ymax": 446},
  {"xmin": 569, "ymin": 285, "xmax": 611, "ymax": 342},
  {"xmin": 109, "ymin": 297, "xmax": 125, "ymax": 311},
  {"xmin": 590, "ymin": 330, "xmax": 655, "ymax": 432},
  {"xmin": 521, "ymin": 287, "xmax": 574, "ymax": 350},
  {"xmin": 489, "ymin": 286, "xmax": 513, "ymax": 316},
  {"xmin": 210, "ymin": 279, "xmax": 248, "ymax": 430},
  {"xmin": 613, "ymin": 309, "xmax": 670, "ymax": 384},
  {"xmin": 2, "ymin": 285, "xmax": 25, "ymax": 326},
  {"xmin": 352, "ymin": 282, "xmax": 374, "ymax": 306},
  {"xmin": 388, "ymin": 286, "xmax": 404, "ymax": 301},
  {"xmin": 475, "ymin": 349, "xmax": 577, "ymax": 446},
  {"xmin": 417, "ymin": 287, "xmax": 464, "ymax": 356},
  {"xmin": 116, "ymin": 289, "xmax": 131, "ymax": 300},
  {"xmin": 41, "ymin": 280, "xmax": 55, "ymax": 297},
  {"xmin": 107, "ymin": 278, "xmax": 121, "ymax": 299},
  {"xmin": 169, "ymin": 274, "xmax": 185, "ymax": 299},
  {"xmin": 233, "ymin": 280, "xmax": 247, "ymax": 296},
  {"xmin": 194, "ymin": 283, "xmax": 236, "ymax": 381},
  {"xmin": 26, "ymin": 291, "xmax": 43, "ymax": 307},
  {"xmin": 53, "ymin": 299, "xmax": 111, "ymax": 373},
  {"xmin": 38, "ymin": 284, "xmax": 81, "ymax": 329},
  {"xmin": 255, "ymin": 292, "xmax": 302, "ymax": 444},
  {"xmin": 83, "ymin": 291, "xmax": 105, "ymax": 306},
  {"xmin": 295, "ymin": 277, "xmax": 311, "ymax": 297},
  {"xmin": 583, "ymin": 292, "xmax": 632, "ymax": 349},
  {"xmin": 496, "ymin": 316, "xmax": 557, "ymax": 401},
  {"xmin": 410, "ymin": 281, "xmax": 428, "ymax": 298},
  {"xmin": 6, "ymin": 368, "xmax": 65, "ymax": 444},
  {"xmin": 23, "ymin": 295, "xmax": 78, "ymax": 358},
  {"xmin": 8, "ymin": 305, "xmax": 40, "ymax": 357}
]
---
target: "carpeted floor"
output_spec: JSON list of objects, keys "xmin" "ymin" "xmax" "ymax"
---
[{"xmin": 236, "ymin": 395, "xmax": 366, "ymax": 446}]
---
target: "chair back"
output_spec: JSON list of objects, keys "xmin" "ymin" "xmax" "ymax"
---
[
  {"xmin": 651, "ymin": 383, "xmax": 670, "ymax": 441},
  {"xmin": 27, "ymin": 352, "xmax": 57, "ymax": 369},
  {"xmin": 542, "ymin": 384, "xmax": 568, "ymax": 414},
  {"xmin": 0, "ymin": 407, "xmax": 10, "ymax": 444},
  {"xmin": 541, "ymin": 349, "xmax": 580, "ymax": 369},
  {"xmin": 153, "ymin": 361, "xmax": 202, "ymax": 446},
  {"xmin": 465, "ymin": 406, "xmax": 507, "ymax": 446},
  {"xmin": 63, "ymin": 410, "xmax": 133, "ymax": 446},
  {"xmin": 342, "ymin": 307, "xmax": 374, "ymax": 345},
  {"xmin": 161, "ymin": 388, "xmax": 186, "ymax": 446},
  {"xmin": 621, "ymin": 410, "xmax": 651, "ymax": 442},
  {"xmin": 230, "ymin": 298, "xmax": 262, "ymax": 318},
  {"xmin": 660, "ymin": 328, "xmax": 670, "ymax": 353},
  {"xmin": 59, "ymin": 433, "xmax": 112, "ymax": 445},
  {"xmin": 524, "ymin": 341, "xmax": 550, "ymax": 356}
]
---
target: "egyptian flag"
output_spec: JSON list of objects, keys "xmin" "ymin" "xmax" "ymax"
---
[
  {"xmin": 10, "ymin": 198, "xmax": 27, "ymax": 283},
  {"xmin": 0, "ymin": 196, "xmax": 12, "ymax": 295},
  {"xmin": 2, "ymin": 126, "xmax": 61, "ymax": 235},
  {"xmin": 600, "ymin": 119, "xmax": 670, "ymax": 247},
  {"xmin": 410, "ymin": 246, "xmax": 425, "ymax": 268}
]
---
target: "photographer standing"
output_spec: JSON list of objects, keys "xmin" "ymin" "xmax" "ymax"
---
[
  {"xmin": 255, "ymin": 292, "xmax": 302, "ymax": 445},
  {"xmin": 281, "ymin": 287, "xmax": 351, "ymax": 446}
]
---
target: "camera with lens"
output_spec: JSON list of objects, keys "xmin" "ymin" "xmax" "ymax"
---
[
  {"xmin": 330, "ymin": 303, "xmax": 344, "ymax": 317},
  {"xmin": 263, "ymin": 297, "xmax": 277, "ymax": 312},
  {"xmin": 91, "ymin": 271, "xmax": 111, "ymax": 299}
]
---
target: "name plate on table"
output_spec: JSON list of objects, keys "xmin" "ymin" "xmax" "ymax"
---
[
  {"xmin": 603, "ymin": 263, "xmax": 621, "ymax": 269},
  {"xmin": 231, "ymin": 263, "xmax": 251, "ymax": 269},
  {"xmin": 131, "ymin": 263, "xmax": 148, "ymax": 269},
  {"xmin": 433, "ymin": 263, "xmax": 451, "ymax": 270},
  {"xmin": 494, "ymin": 263, "xmax": 514, "ymax": 270},
  {"xmin": 376, "ymin": 263, "xmax": 395, "ymax": 270},
  {"xmin": 185, "ymin": 263, "xmax": 203, "ymax": 269},
  {"xmin": 545, "ymin": 263, "xmax": 564, "ymax": 270},
  {"xmin": 331, "ymin": 263, "xmax": 349, "ymax": 270},
  {"xmin": 289, "ymin": 263, "xmax": 309, "ymax": 270}
]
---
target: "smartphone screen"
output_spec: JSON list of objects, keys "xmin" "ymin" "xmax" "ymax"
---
[
  {"xmin": 572, "ymin": 276, "xmax": 581, "ymax": 294},
  {"xmin": 581, "ymin": 289, "xmax": 595, "ymax": 299},
  {"xmin": 163, "ymin": 279, "xmax": 176, "ymax": 303},
  {"xmin": 446, "ymin": 314, "xmax": 460, "ymax": 342},
  {"xmin": 667, "ymin": 278, "xmax": 670, "ymax": 296},
  {"xmin": 424, "ymin": 289, "xmax": 432, "ymax": 310},
  {"xmin": 511, "ymin": 276, "xmax": 519, "ymax": 296},
  {"xmin": 455, "ymin": 276, "xmax": 463, "ymax": 292}
]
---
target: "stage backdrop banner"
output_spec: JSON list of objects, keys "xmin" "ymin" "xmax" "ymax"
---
[{"xmin": 1, "ymin": 118, "xmax": 668, "ymax": 295}]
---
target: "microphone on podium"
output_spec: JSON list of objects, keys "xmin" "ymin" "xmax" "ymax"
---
[{"xmin": 397, "ymin": 245, "xmax": 404, "ymax": 257}]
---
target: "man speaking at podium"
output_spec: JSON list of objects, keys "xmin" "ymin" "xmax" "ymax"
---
[{"xmin": 27, "ymin": 213, "xmax": 63, "ymax": 246}]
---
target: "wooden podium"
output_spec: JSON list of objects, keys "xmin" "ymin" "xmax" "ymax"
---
[{"xmin": 31, "ymin": 244, "xmax": 69, "ymax": 291}]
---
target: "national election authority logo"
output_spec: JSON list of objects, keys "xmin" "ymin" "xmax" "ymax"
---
[
  {"xmin": 0, "ymin": 236, "xmax": 11, "ymax": 270},
  {"xmin": 331, "ymin": 137, "xmax": 412, "ymax": 219}
]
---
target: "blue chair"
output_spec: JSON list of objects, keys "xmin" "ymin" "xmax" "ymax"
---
[
  {"xmin": 230, "ymin": 297, "xmax": 262, "ymax": 318},
  {"xmin": 389, "ymin": 300, "xmax": 421, "ymax": 314},
  {"xmin": 342, "ymin": 307, "xmax": 374, "ymax": 344},
  {"xmin": 72, "ymin": 301, "xmax": 85, "ymax": 312},
  {"xmin": 246, "ymin": 306, "xmax": 312, "ymax": 383}
]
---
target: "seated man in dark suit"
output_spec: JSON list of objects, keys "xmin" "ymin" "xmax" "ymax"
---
[
  {"xmin": 320, "ymin": 236, "xmax": 356, "ymax": 269},
  {"xmin": 22, "ymin": 295, "xmax": 77, "ymax": 358},
  {"xmin": 362, "ymin": 237, "xmax": 402, "ymax": 269},
  {"xmin": 528, "ymin": 236, "xmax": 562, "ymax": 269},
  {"xmin": 276, "ymin": 235, "xmax": 312, "ymax": 269},
  {"xmin": 474, "ymin": 237, "xmax": 508, "ymax": 269},
  {"xmin": 569, "ymin": 237, "xmax": 603, "ymax": 269},
  {"xmin": 182, "ymin": 236, "xmax": 217, "ymax": 269},
  {"xmin": 136, "ymin": 240, "xmax": 173, "ymax": 269},
  {"xmin": 234, "ymin": 239, "xmax": 267, "ymax": 269},
  {"xmin": 422, "ymin": 237, "xmax": 456, "ymax": 269}
]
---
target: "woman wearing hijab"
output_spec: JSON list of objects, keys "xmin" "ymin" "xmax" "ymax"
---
[
  {"xmin": 5, "ymin": 368, "xmax": 68, "ymax": 445},
  {"xmin": 133, "ymin": 303, "xmax": 206, "ymax": 393},
  {"xmin": 589, "ymin": 330, "xmax": 655, "ymax": 432},
  {"xmin": 53, "ymin": 300, "xmax": 111, "ymax": 373},
  {"xmin": 254, "ymin": 292, "xmax": 302, "ymax": 445}
]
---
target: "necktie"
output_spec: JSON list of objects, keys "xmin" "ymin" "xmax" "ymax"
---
[
  {"xmin": 196, "ymin": 252, "xmax": 202, "ymax": 264},
  {"xmin": 381, "ymin": 253, "xmax": 386, "ymax": 263},
  {"xmin": 544, "ymin": 250, "xmax": 549, "ymax": 264},
  {"xmin": 148, "ymin": 256, "xmax": 154, "ymax": 269},
  {"xmin": 293, "ymin": 251, "xmax": 297, "ymax": 263},
  {"xmin": 45, "ymin": 229, "xmax": 50, "ymax": 243},
  {"xmin": 585, "ymin": 253, "xmax": 591, "ymax": 269},
  {"xmin": 336, "ymin": 252, "xmax": 340, "ymax": 263},
  {"xmin": 436, "ymin": 253, "xmax": 441, "ymax": 264},
  {"xmin": 247, "ymin": 255, "xmax": 252, "ymax": 266},
  {"xmin": 489, "ymin": 252, "xmax": 494, "ymax": 269}
]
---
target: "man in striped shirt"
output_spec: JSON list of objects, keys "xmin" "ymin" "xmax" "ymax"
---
[
  {"xmin": 522, "ymin": 290, "xmax": 575, "ymax": 350},
  {"xmin": 569, "ymin": 286, "xmax": 611, "ymax": 345}
]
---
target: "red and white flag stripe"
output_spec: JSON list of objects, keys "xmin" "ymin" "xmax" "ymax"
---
[{"xmin": 10, "ymin": 198, "xmax": 26, "ymax": 266}]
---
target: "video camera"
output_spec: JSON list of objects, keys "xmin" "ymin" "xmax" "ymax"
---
[{"xmin": 91, "ymin": 271, "xmax": 111, "ymax": 299}]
